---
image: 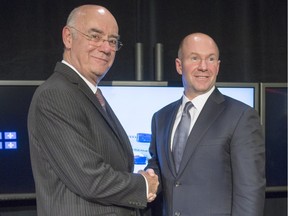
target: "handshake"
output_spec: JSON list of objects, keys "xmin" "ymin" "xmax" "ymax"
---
[{"xmin": 139, "ymin": 169, "xmax": 159, "ymax": 203}]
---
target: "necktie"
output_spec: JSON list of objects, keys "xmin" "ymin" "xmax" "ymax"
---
[
  {"xmin": 95, "ymin": 88, "xmax": 106, "ymax": 111},
  {"xmin": 172, "ymin": 101, "xmax": 193, "ymax": 173}
]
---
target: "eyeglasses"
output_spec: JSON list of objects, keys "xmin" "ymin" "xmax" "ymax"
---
[
  {"xmin": 189, "ymin": 55, "xmax": 219, "ymax": 64},
  {"xmin": 68, "ymin": 26, "xmax": 123, "ymax": 51}
]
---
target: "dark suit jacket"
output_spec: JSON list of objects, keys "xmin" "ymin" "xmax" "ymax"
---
[
  {"xmin": 146, "ymin": 88, "xmax": 266, "ymax": 216},
  {"xmin": 28, "ymin": 62, "xmax": 147, "ymax": 216}
]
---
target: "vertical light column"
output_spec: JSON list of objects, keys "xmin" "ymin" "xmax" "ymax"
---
[
  {"xmin": 155, "ymin": 43, "xmax": 164, "ymax": 81},
  {"xmin": 135, "ymin": 43, "xmax": 144, "ymax": 81}
]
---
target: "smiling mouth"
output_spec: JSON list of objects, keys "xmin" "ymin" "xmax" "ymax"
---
[
  {"xmin": 91, "ymin": 56, "xmax": 109, "ymax": 63},
  {"xmin": 196, "ymin": 75, "xmax": 209, "ymax": 79}
]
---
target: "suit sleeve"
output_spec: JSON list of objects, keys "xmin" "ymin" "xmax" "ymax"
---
[
  {"xmin": 145, "ymin": 113, "xmax": 162, "ymax": 192},
  {"xmin": 32, "ymin": 89, "xmax": 147, "ymax": 208},
  {"xmin": 230, "ymin": 108, "xmax": 266, "ymax": 216}
]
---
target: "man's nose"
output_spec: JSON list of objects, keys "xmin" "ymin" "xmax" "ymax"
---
[{"xmin": 198, "ymin": 59, "xmax": 208, "ymax": 71}]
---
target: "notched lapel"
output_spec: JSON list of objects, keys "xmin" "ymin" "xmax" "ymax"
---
[
  {"xmin": 55, "ymin": 62, "xmax": 133, "ymax": 168},
  {"xmin": 164, "ymin": 100, "xmax": 182, "ymax": 176},
  {"xmin": 78, "ymin": 82, "xmax": 134, "ymax": 170}
]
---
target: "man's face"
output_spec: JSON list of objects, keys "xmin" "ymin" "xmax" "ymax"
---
[
  {"xmin": 176, "ymin": 34, "xmax": 220, "ymax": 99},
  {"xmin": 64, "ymin": 7, "xmax": 119, "ymax": 85}
]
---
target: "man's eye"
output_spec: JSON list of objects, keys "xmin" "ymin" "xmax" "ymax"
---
[
  {"xmin": 208, "ymin": 57, "xmax": 217, "ymax": 62},
  {"xmin": 191, "ymin": 56, "xmax": 199, "ymax": 61},
  {"xmin": 91, "ymin": 34, "xmax": 101, "ymax": 41},
  {"xmin": 109, "ymin": 39, "xmax": 118, "ymax": 45}
]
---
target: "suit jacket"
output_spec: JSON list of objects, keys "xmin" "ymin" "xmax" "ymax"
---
[
  {"xmin": 146, "ymin": 88, "xmax": 266, "ymax": 216},
  {"xmin": 28, "ymin": 62, "xmax": 147, "ymax": 216}
]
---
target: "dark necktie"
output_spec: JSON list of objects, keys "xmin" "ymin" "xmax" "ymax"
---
[
  {"xmin": 172, "ymin": 101, "xmax": 193, "ymax": 173},
  {"xmin": 95, "ymin": 88, "xmax": 106, "ymax": 111}
]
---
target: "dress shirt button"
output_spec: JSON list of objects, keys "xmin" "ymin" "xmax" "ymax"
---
[
  {"xmin": 174, "ymin": 211, "xmax": 181, "ymax": 216},
  {"xmin": 175, "ymin": 181, "xmax": 181, "ymax": 187}
]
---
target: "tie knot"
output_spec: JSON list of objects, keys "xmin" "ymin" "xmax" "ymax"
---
[{"xmin": 183, "ymin": 101, "xmax": 193, "ymax": 113}]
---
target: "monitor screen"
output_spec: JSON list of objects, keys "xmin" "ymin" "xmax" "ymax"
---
[
  {"xmin": 0, "ymin": 81, "xmax": 42, "ymax": 200},
  {"xmin": 260, "ymin": 83, "xmax": 287, "ymax": 193},
  {"xmin": 0, "ymin": 80, "xmax": 258, "ymax": 200},
  {"xmin": 99, "ymin": 81, "xmax": 259, "ymax": 172}
]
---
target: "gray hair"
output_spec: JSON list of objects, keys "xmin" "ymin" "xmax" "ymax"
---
[{"xmin": 66, "ymin": 7, "xmax": 81, "ymax": 26}]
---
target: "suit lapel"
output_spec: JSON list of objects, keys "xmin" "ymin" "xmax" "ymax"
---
[
  {"xmin": 105, "ymin": 102, "xmax": 135, "ymax": 170},
  {"xmin": 164, "ymin": 100, "xmax": 182, "ymax": 177},
  {"xmin": 55, "ymin": 62, "xmax": 134, "ymax": 170},
  {"xmin": 177, "ymin": 89, "xmax": 226, "ymax": 175},
  {"xmin": 78, "ymin": 83, "xmax": 134, "ymax": 169},
  {"xmin": 54, "ymin": 62, "xmax": 112, "ymax": 124}
]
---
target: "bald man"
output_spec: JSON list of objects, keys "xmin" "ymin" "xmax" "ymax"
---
[
  {"xmin": 145, "ymin": 33, "xmax": 266, "ymax": 215},
  {"xmin": 28, "ymin": 5, "xmax": 158, "ymax": 216}
]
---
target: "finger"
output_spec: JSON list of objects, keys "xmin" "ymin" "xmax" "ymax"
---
[
  {"xmin": 146, "ymin": 168, "xmax": 155, "ymax": 176},
  {"xmin": 147, "ymin": 194, "xmax": 157, "ymax": 202}
]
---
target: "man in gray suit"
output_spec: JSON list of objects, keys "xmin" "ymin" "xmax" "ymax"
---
[
  {"xmin": 145, "ymin": 33, "xmax": 266, "ymax": 215},
  {"xmin": 28, "ymin": 5, "xmax": 158, "ymax": 216}
]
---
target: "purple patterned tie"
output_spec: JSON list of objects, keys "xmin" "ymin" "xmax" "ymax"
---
[{"xmin": 95, "ymin": 88, "xmax": 106, "ymax": 111}]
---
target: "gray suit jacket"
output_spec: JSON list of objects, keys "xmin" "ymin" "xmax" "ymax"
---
[
  {"xmin": 28, "ymin": 62, "xmax": 147, "ymax": 216},
  {"xmin": 146, "ymin": 88, "xmax": 266, "ymax": 216}
]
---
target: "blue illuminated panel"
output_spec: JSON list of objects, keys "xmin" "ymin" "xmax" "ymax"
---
[
  {"xmin": 5, "ymin": 141, "xmax": 17, "ymax": 149},
  {"xmin": 0, "ymin": 131, "xmax": 17, "ymax": 150},
  {"xmin": 137, "ymin": 133, "xmax": 151, "ymax": 143},
  {"xmin": 4, "ymin": 132, "xmax": 17, "ymax": 140}
]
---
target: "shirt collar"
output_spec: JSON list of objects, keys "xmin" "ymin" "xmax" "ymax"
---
[
  {"xmin": 182, "ymin": 86, "xmax": 215, "ymax": 112},
  {"xmin": 61, "ymin": 60, "xmax": 98, "ymax": 94}
]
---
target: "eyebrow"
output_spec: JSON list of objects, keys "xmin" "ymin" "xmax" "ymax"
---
[
  {"xmin": 190, "ymin": 52, "xmax": 218, "ymax": 57},
  {"xmin": 89, "ymin": 28, "xmax": 120, "ymax": 39}
]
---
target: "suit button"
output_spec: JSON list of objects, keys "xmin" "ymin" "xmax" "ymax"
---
[
  {"xmin": 175, "ymin": 181, "xmax": 181, "ymax": 187},
  {"xmin": 174, "ymin": 211, "xmax": 181, "ymax": 216}
]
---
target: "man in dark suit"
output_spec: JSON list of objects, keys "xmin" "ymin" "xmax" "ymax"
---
[
  {"xmin": 145, "ymin": 33, "xmax": 266, "ymax": 215},
  {"xmin": 28, "ymin": 5, "xmax": 158, "ymax": 216}
]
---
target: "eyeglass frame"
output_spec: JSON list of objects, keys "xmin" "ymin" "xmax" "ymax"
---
[{"xmin": 67, "ymin": 26, "xmax": 123, "ymax": 51}]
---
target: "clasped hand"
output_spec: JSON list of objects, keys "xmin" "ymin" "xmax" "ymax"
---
[{"xmin": 138, "ymin": 169, "xmax": 159, "ymax": 203}]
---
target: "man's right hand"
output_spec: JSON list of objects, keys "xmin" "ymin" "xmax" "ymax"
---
[{"xmin": 139, "ymin": 169, "xmax": 159, "ymax": 202}]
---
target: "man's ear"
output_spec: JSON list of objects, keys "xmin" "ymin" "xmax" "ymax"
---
[
  {"xmin": 175, "ymin": 58, "xmax": 183, "ymax": 75},
  {"xmin": 62, "ymin": 26, "xmax": 73, "ymax": 49}
]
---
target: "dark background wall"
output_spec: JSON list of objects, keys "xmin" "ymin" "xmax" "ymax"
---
[
  {"xmin": 0, "ymin": 0, "xmax": 286, "ymax": 82},
  {"xmin": 0, "ymin": 0, "xmax": 286, "ymax": 215}
]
